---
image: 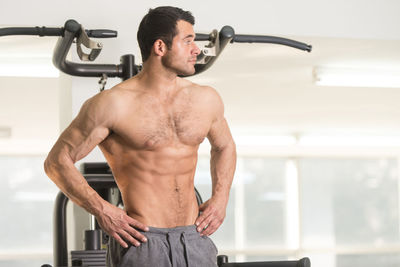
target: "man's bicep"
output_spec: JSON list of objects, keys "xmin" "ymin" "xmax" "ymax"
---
[
  {"xmin": 59, "ymin": 121, "xmax": 109, "ymax": 162},
  {"xmin": 207, "ymin": 117, "xmax": 233, "ymax": 151},
  {"xmin": 204, "ymin": 87, "xmax": 234, "ymax": 150}
]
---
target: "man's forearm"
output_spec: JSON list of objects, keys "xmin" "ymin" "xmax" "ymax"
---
[
  {"xmin": 44, "ymin": 153, "xmax": 106, "ymax": 217},
  {"xmin": 44, "ymin": 152, "xmax": 149, "ymax": 248},
  {"xmin": 194, "ymin": 141, "xmax": 236, "ymax": 235},
  {"xmin": 210, "ymin": 141, "xmax": 237, "ymax": 202}
]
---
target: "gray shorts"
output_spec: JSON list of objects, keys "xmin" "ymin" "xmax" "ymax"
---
[{"xmin": 107, "ymin": 225, "xmax": 218, "ymax": 267}]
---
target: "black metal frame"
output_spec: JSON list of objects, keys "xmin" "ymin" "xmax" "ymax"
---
[{"xmin": 1, "ymin": 19, "xmax": 311, "ymax": 81}]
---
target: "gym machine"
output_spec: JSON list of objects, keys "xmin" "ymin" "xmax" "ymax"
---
[
  {"xmin": 47, "ymin": 162, "xmax": 311, "ymax": 267},
  {"xmin": 0, "ymin": 19, "xmax": 312, "ymax": 267}
]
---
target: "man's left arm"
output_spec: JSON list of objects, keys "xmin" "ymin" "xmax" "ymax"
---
[{"xmin": 195, "ymin": 88, "xmax": 237, "ymax": 236}]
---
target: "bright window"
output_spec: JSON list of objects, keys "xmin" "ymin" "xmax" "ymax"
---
[
  {"xmin": 195, "ymin": 156, "xmax": 400, "ymax": 266},
  {"xmin": 0, "ymin": 156, "xmax": 58, "ymax": 266}
]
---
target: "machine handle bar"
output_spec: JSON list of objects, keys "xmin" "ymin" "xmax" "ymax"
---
[
  {"xmin": 195, "ymin": 29, "xmax": 312, "ymax": 52},
  {"xmin": 0, "ymin": 26, "xmax": 117, "ymax": 38}
]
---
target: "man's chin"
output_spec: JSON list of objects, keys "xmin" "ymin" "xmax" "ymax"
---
[{"xmin": 177, "ymin": 67, "xmax": 196, "ymax": 77}]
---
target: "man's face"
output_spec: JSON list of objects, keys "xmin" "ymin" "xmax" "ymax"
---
[{"xmin": 162, "ymin": 20, "xmax": 200, "ymax": 76}]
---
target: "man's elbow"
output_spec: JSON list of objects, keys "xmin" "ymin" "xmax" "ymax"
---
[
  {"xmin": 43, "ymin": 152, "xmax": 70, "ymax": 177},
  {"xmin": 44, "ymin": 154, "xmax": 58, "ymax": 178}
]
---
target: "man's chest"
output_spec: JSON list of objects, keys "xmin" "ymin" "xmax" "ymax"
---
[{"xmin": 111, "ymin": 101, "xmax": 213, "ymax": 149}]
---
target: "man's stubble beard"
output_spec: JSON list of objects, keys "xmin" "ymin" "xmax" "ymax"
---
[{"xmin": 162, "ymin": 54, "xmax": 195, "ymax": 76}]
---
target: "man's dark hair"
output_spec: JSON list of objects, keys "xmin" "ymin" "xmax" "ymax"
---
[{"xmin": 137, "ymin": 6, "xmax": 195, "ymax": 62}]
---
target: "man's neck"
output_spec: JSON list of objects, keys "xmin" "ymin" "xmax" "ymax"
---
[{"xmin": 136, "ymin": 61, "xmax": 180, "ymax": 96}]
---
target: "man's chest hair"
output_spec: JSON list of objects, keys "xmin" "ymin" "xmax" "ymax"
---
[{"xmin": 111, "ymin": 99, "xmax": 213, "ymax": 149}]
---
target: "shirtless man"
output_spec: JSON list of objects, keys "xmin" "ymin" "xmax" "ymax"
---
[{"xmin": 44, "ymin": 6, "xmax": 236, "ymax": 267}]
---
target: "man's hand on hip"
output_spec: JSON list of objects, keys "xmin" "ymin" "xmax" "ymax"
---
[
  {"xmin": 96, "ymin": 202, "xmax": 149, "ymax": 248},
  {"xmin": 195, "ymin": 196, "xmax": 227, "ymax": 236}
]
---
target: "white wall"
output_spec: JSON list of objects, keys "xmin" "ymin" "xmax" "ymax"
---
[
  {"xmin": 0, "ymin": 77, "xmax": 59, "ymax": 139},
  {"xmin": 0, "ymin": 76, "xmax": 59, "ymax": 154}
]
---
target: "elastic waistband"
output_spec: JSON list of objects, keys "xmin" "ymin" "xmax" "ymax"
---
[{"xmin": 145, "ymin": 225, "xmax": 198, "ymax": 236}]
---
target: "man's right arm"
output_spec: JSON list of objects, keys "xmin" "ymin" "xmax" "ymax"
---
[{"xmin": 44, "ymin": 91, "xmax": 148, "ymax": 248}]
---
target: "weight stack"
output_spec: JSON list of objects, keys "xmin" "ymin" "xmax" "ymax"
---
[
  {"xmin": 71, "ymin": 250, "xmax": 106, "ymax": 267},
  {"xmin": 70, "ymin": 229, "xmax": 106, "ymax": 266}
]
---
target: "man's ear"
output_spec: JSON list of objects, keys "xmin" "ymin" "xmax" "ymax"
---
[{"xmin": 152, "ymin": 39, "xmax": 167, "ymax": 57}]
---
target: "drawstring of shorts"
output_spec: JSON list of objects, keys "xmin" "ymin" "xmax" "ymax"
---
[
  {"xmin": 181, "ymin": 232, "xmax": 190, "ymax": 267},
  {"xmin": 166, "ymin": 231, "xmax": 190, "ymax": 267},
  {"xmin": 166, "ymin": 233, "xmax": 175, "ymax": 265}
]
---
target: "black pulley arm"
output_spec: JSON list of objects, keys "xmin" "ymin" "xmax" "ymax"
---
[
  {"xmin": 0, "ymin": 25, "xmax": 117, "ymax": 38},
  {"xmin": 189, "ymin": 26, "xmax": 235, "ymax": 76},
  {"xmin": 0, "ymin": 19, "xmax": 139, "ymax": 80},
  {"xmin": 53, "ymin": 19, "xmax": 128, "ymax": 78},
  {"xmin": 52, "ymin": 19, "xmax": 139, "ymax": 80},
  {"xmin": 190, "ymin": 25, "xmax": 312, "ymax": 76},
  {"xmin": 232, "ymin": 34, "xmax": 312, "ymax": 52},
  {"xmin": 0, "ymin": 27, "xmax": 63, "ymax": 37},
  {"xmin": 194, "ymin": 26, "xmax": 312, "ymax": 52}
]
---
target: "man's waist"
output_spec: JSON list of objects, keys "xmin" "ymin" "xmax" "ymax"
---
[
  {"xmin": 125, "ymin": 204, "xmax": 199, "ymax": 227},
  {"xmin": 138, "ymin": 224, "xmax": 198, "ymax": 235}
]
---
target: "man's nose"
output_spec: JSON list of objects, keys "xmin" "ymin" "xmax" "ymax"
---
[{"xmin": 192, "ymin": 43, "xmax": 201, "ymax": 56}]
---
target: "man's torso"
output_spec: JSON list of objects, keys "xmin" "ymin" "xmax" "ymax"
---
[{"xmin": 98, "ymin": 78, "xmax": 215, "ymax": 227}]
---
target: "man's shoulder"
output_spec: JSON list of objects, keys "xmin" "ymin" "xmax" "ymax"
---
[
  {"xmin": 78, "ymin": 88, "xmax": 133, "ymax": 123},
  {"xmin": 180, "ymin": 78, "xmax": 221, "ymax": 100},
  {"xmin": 180, "ymin": 79, "xmax": 224, "ymax": 118},
  {"xmin": 90, "ymin": 84, "xmax": 140, "ymax": 106}
]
